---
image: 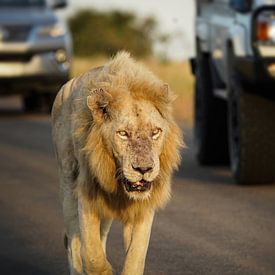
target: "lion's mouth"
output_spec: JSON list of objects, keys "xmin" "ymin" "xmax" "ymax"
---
[{"xmin": 124, "ymin": 179, "xmax": 152, "ymax": 192}]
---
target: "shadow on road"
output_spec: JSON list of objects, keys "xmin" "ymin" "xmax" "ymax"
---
[
  {"xmin": 0, "ymin": 256, "xmax": 49, "ymax": 275},
  {"xmin": 0, "ymin": 109, "xmax": 24, "ymax": 117},
  {"xmin": 175, "ymin": 127, "xmax": 235, "ymax": 186},
  {"xmin": 0, "ymin": 97, "xmax": 54, "ymax": 157}
]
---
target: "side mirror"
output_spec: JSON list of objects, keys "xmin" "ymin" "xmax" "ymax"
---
[
  {"xmin": 230, "ymin": 0, "xmax": 252, "ymax": 13},
  {"xmin": 52, "ymin": 0, "xmax": 67, "ymax": 9}
]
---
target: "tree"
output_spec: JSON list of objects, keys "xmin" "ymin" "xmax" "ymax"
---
[{"xmin": 68, "ymin": 9, "xmax": 157, "ymax": 57}]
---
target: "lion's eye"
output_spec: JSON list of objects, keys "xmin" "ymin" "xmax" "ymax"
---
[
  {"xmin": 152, "ymin": 128, "xmax": 162, "ymax": 140},
  {"xmin": 117, "ymin": 130, "xmax": 129, "ymax": 140}
]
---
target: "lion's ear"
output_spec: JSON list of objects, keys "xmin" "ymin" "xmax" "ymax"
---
[
  {"xmin": 161, "ymin": 83, "xmax": 169, "ymax": 96},
  {"xmin": 161, "ymin": 83, "xmax": 175, "ymax": 103},
  {"xmin": 87, "ymin": 88, "xmax": 112, "ymax": 121},
  {"xmin": 160, "ymin": 83, "xmax": 170, "ymax": 103}
]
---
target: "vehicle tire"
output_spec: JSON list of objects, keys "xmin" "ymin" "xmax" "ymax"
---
[
  {"xmin": 228, "ymin": 76, "xmax": 275, "ymax": 184},
  {"xmin": 23, "ymin": 94, "xmax": 41, "ymax": 113},
  {"xmin": 23, "ymin": 93, "xmax": 55, "ymax": 114},
  {"xmin": 41, "ymin": 93, "xmax": 56, "ymax": 113},
  {"xmin": 194, "ymin": 52, "xmax": 229, "ymax": 165}
]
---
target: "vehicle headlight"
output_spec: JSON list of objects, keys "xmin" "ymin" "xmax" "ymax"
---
[
  {"xmin": 36, "ymin": 22, "xmax": 66, "ymax": 38},
  {"xmin": 256, "ymin": 11, "xmax": 275, "ymax": 44},
  {"xmin": 254, "ymin": 9, "xmax": 275, "ymax": 73}
]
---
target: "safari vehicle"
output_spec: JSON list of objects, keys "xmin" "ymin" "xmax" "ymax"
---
[
  {"xmin": 0, "ymin": 0, "xmax": 72, "ymax": 112},
  {"xmin": 192, "ymin": 0, "xmax": 275, "ymax": 184}
]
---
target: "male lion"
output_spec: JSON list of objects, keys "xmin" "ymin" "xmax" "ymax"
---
[{"xmin": 52, "ymin": 52, "xmax": 182, "ymax": 275}]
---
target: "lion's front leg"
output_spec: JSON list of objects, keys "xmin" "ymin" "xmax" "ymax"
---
[
  {"xmin": 122, "ymin": 211, "xmax": 155, "ymax": 275},
  {"xmin": 78, "ymin": 194, "xmax": 113, "ymax": 275}
]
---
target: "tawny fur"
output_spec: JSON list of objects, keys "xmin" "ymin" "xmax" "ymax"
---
[{"xmin": 52, "ymin": 52, "xmax": 183, "ymax": 274}]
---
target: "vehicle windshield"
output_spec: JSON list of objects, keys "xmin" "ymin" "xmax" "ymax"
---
[{"xmin": 0, "ymin": 0, "xmax": 45, "ymax": 7}]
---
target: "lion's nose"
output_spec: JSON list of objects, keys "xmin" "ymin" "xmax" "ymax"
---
[{"xmin": 132, "ymin": 164, "xmax": 153, "ymax": 174}]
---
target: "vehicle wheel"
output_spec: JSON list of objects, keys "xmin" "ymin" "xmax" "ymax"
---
[
  {"xmin": 227, "ymin": 44, "xmax": 275, "ymax": 184},
  {"xmin": 194, "ymin": 52, "xmax": 229, "ymax": 165},
  {"xmin": 23, "ymin": 93, "xmax": 55, "ymax": 114},
  {"xmin": 23, "ymin": 94, "xmax": 41, "ymax": 113},
  {"xmin": 41, "ymin": 93, "xmax": 56, "ymax": 113},
  {"xmin": 228, "ymin": 76, "xmax": 275, "ymax": 184}
]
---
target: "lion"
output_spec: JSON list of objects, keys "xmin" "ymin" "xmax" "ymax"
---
[{"xmin": 51, "ymin": 52, "xmax": 183, "ymax": 275}]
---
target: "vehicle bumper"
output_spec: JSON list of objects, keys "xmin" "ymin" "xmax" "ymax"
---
[
  {"xmin": 0, "ymin": 51, "xmax": 70, "ymax": 95},
  {"xmin": 0, "ymin": 75, "xmax": 68, "ymax": 95}
]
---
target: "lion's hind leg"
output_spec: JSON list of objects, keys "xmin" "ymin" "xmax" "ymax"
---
[
  {"xmin": 67, "ymin": 234, "xmax": 83, "ymax": 275},
  {"xmin": 100, "ymin": 218, "xmax": 113, "ymax": 254},
  {"xmin": 61, "ymin": 179, "xmax": 83, "ymax": 274}
]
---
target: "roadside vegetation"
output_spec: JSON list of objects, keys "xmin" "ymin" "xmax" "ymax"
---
[{"xmin": 69, "ymin": 9, "xmax": 156, "ymax": 57}]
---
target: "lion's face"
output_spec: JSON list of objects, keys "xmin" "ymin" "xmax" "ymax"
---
[
  {"xmin": 87, "ymin": 89, "xmax": 168, "ymax": 201},
  {"xmin": 111, "ymin": 98, "xmax": 167, "ymax": 200}
]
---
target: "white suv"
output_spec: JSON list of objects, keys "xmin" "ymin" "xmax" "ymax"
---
[
  {"xmin": 192, "ymin": 0, "xmax": 275, "ymax": 184},
  {"xmin": 0, "ymin": 0, "xmax": 72, "ymax": 112}
]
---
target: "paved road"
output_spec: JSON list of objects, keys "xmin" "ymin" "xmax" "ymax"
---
[{"xmin": 0, "ymin": 98, "xmax": 275, "ymax": 275}]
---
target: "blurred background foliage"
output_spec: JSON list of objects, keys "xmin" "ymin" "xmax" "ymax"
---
[{"xmin": 69, "ymin": 9, "xmax": 157, "ymax": 57}]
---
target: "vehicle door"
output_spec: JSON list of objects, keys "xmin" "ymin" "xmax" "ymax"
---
[{"xmin": 209, "ymin": 0, "xmax": 236, "ymax": 82}]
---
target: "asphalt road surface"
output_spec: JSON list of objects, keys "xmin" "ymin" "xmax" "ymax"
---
[{"xmin": 0, "ymin": 97, "xmax": 275, "ymax": 275}]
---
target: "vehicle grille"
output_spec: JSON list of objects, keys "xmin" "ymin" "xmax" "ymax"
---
[
  {"xmin": 0, "ymin": 25, "xmax": 32, "ymax": 42},
  {"xmin": 0, "ymin": 53, "xmax": 33, "ymax": 62}
]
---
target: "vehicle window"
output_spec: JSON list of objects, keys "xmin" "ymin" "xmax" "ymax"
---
[
  {"xmin": 229, "ymin": 0, "xmax": 252, "ymax": 6},
  {"xmin": 229, "ymin": 0, "xmax": 252, "ymax": 11},
  {"xmin": 0, "ymin": 0, "xmax": 45, "ymax": 7}
]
